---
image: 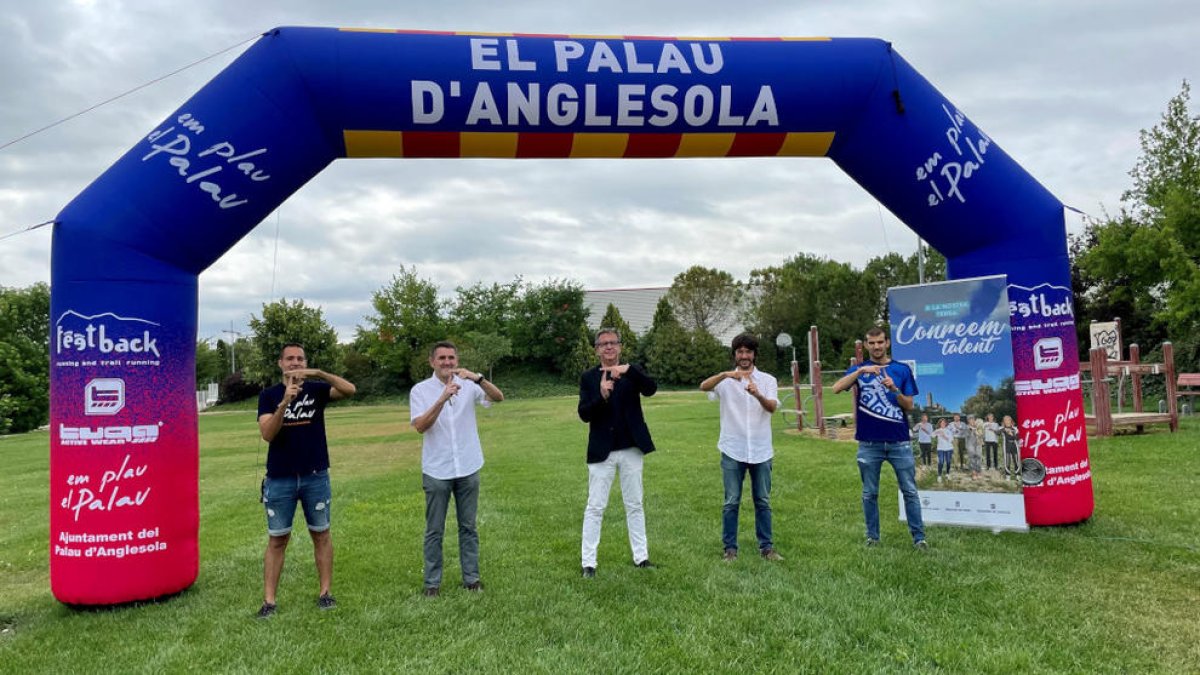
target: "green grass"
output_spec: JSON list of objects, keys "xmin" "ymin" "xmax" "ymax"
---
[{"xmin": 2, "ymin": 394, "xmax": 1199, "ymax": 673}]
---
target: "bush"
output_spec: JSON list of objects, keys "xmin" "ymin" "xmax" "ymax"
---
[{"xmin": 220, "ymin": 372, "xmax": 263, "ymax": 404}]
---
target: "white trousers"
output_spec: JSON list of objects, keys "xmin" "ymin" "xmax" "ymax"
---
[{"xmin": 581, "ymin": 448, "xmax": 648, "ymax": 567}]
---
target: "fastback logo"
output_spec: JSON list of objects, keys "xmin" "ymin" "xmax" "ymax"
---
[
  {"xmin": 55, "ymin": 310, "xmax": 160, "ymax": 358},
  {"xmin": 1008, "ymin": 283, "xmax": 1074, "ymax": 321}
]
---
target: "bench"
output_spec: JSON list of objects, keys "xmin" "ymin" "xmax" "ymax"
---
[
  {"xmin": 1178, "ymin": 373, "xmax": 1200, "ymax": 413},
  {"xmin": 821, "ymin": 413, "xmax": 854, "ymax": 440},
  {"xmin": 823, "ymin": 413, "xmax": 853, "ymax": 427}
]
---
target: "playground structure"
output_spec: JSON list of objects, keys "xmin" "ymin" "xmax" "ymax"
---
[
  {"xmin": 1082, "ymin": 342, "xmax": 1180, "ymax": 436},
  {"xmin": 779, "ymin": 326, "xmax": 828, "ymax": 434}
]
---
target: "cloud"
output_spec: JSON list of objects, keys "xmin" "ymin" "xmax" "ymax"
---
[{"xmin": 2, "ymin": 1, "xmax": 1198, "ymax": 341}]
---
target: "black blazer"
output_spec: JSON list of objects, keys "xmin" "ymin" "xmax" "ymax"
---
[{"xmin": 578, "ymin": 363, "xmax": 658, "ymax": 463}]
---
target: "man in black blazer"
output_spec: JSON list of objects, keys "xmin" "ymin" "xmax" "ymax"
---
[{"xmin": 577, "ymin": 327, "xmax": 658, "ymax": 577}]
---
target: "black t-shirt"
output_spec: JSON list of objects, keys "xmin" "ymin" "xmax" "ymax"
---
[{"xmin": 258, "ymin": 381, "xmax": 333, "ymax": 477}]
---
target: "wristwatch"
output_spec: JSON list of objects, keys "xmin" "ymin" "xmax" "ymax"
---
[{"xmin": 475, "ymin": 374, "xmax": 486, "ymax": 385}]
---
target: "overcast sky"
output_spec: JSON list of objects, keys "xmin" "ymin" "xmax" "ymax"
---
[{"xmin": 1, "ymin": 1, "xmax": 1196, "ymax": 342}]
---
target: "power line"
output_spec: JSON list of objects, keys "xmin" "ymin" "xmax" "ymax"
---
[{"xmin": 0, "ymin": 31, "xmax": 265, "ymax": 153}]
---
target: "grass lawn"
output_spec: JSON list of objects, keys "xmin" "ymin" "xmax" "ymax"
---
[{"xmin": 2, "ymin": 392, "xmax": 1198, "ymax": 672}]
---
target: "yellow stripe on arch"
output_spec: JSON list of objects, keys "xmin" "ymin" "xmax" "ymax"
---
[
  {"xmin": 343, "ymin": 130, "xmax": 404, "ymax": 157},
  {"xmin": 570, "ymin": 133, "xmax": 629, "ymax": 158},
  {"xmin": 778, "ymin": 132, "xmax": 836, "ymax": 157},
  {"xmin": 677, "ymin": 133, "xmax": 736, "ymax": 157},
  {"xmin": 461, "ymin": 132, "xmax": 519, "ymax": 158}
]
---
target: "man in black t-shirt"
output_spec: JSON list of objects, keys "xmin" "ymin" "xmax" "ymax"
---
[{"xmin": 254, "ymin": 343, "xmax": 356, "ymax": 618}]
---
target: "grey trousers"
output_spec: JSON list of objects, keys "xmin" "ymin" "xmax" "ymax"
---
[{"xmin": 423, "ymin": 471, "xmax": 481, "ymax": 589}]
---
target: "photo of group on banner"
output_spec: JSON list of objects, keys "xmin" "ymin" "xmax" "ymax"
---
[
  {"xmin": 888, "ymin": 273, "xmax": 1027, "ymax": 530},
  {"xmin": 910, "ymin": 405, "xmax": 1021, "ymax": 493},
  {"xmin": 888, "ymin": 276, "xmax": 1023, "ymax": 498}
]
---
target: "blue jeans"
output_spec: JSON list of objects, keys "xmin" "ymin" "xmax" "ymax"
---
[
  {"xmin": 856, "ymin": 441, "xmax": 925, "ymax": 543},
  {"xmin": 937, "ymin": 450, "xmax": 953, "ymax": 476},
  {"xmin": 721, "ymin": 453, "xmax": 772, "ymax": 551},
  {"xmin": 262, "ymin": 469, "xmax": 331, "ymax": 536}
]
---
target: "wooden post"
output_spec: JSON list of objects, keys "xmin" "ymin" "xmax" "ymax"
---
[
  {"xmin": 1090, "ymin": 346, "xmax": 1112, "ymax": 437},
  {"xmin": 1130, "ymin": 343, "xmax": 1144, "ymax": 433},
  {"xmin": 1130, "ymin": 343, "xmax": 1143, "ymax": 412},
  {"xmin": 790, "ymin": 357, "xmax": 803, "ymax": 431},
  {"xmin": 809, "ymin": 326, "xmax": 824, "ymax": 436},
  {"xmin": 1164, "ymin": 341, "xmax": 1179, "ymax": 432}
]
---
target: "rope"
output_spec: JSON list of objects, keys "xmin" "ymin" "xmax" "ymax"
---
[
  {"xmin": 0, "ymin": 219, "xmax": 54, "ymax": 242},
  {"xmin": 270, "ymin": 209, "xmax": 281, "ymax": 297},
  {"xmin": 0, "ymin": 31, "xmax": 266, "ymax": 153}
]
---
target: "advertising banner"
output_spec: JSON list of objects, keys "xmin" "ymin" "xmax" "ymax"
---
[
  {"xmin": 889, "ymin": 275, "xmax": 1027, "ymax": 532},
  {"xmin": 48, "ymin": 279, "xmax": 199, "ymax": 604}
]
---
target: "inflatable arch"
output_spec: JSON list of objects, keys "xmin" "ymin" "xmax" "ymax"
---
[{"xmin": 50, "ymin": 27, "xmax": 1092, "ymax": 604}]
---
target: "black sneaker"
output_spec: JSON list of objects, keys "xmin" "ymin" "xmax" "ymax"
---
[
  {"xmin": 865, "ymin": 538, "xmax": 880, "ymax": 548},
  {"xmin": 634, "ymin": 559, "xmax": 656, "ymax": 568},
  {"xmin": 582, "ymin": 566, "xmax": 596, "ymax": 578},
  {"xmin": 256, "ymin": 602, "xmax": 277, "ymax": 619},
  {"xmin": 317, "ymin": 593, "xmax": 336, "ymax": 610}
]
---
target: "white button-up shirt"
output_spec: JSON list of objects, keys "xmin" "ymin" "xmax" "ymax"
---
[
  {"xmin": 409, "ymin": 375, "xmax": 492, "ymax": 480},
  {"xmin": 708, "ymin": 368, "xmax": 779, "ymax": 464}
]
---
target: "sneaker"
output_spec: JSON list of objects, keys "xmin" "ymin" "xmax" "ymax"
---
[
  {"xmin": 865, "ymin": 538, "xmax": 880, "ymax": 548},
  {"xmin": 760, "ymin": 548, "xmax": 784, "ymax": 562},
  {"xmin": 464, "ymin": 581, "xmax": 483, "ymax": 592},
  {"xmin": 634, "ymin": 559, "xmax": 656, "ymax": 568},
  {"xmin": 317, "ymin": 593, "xmax": 336, "ymax": 610},
  {"xmin": 256, "ymin": 602, "xmax": 277, "ymax": 619},
  {"xmin": 722, "ymin": 548, "xmax": 737, "ymax": 562},
  {"xmin": 422, "ymin": 586, "xmax": 440, "ymax": 598},
  {"xmin": 582, "ymin": 566, "xmax": 596, "ymax": 578},
  {"xmin": 914, "ymin": 540, "xmax": 929, "ymax": 551}
]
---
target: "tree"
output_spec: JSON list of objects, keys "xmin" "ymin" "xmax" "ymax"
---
[
  {"xmin": 0, "ymin": 283, "xmax": 50, "ymax": 434},
  {"xmin": 862, "ymin": 246, "xmax": 947, "ymax": 322},
  {"xmin": 449, "ymin": 278, "xmax": 521, "ymax": 337},
  {"xmin": 247, "ymin": 298, "xmax": 341, "ymax": 386},
  {"xmin": 666, "ymin": 265, "xmax": 743, "ymax": 335},
  {"xmin": 214, "ymin": 337, "xmax": 255, "ymax": 378},
  {"xmin": 358, "ymin": 267, "xmax": 446, "ymax": 386},
  {"xmin": 1075, "ymin": 81, "xmax": 1200, "ymax": 370},
  {"xmin": 747, "ymin": 253, "xmax": 877, "ymax": 367},
  {"xmin": 641, "ymin": 297, "xmax": 727, "ymax": 385},
  {"xmin": 458, "ymin": 331, "xmax": 513, "ymax": 380},
  {"xmin": 961, "ymin": 377, "xmax": 1018, "ymax": 423},
  {"xmin": 195, "ymin": 340, "xmax": 224, "ymax": 387},
  {"xmin": 509, "ymin": 279, "xmax": 590, "ymax": 375},
  {"xmin": 598, "ymin": 303, "xmax": 638, "ymax": 356}
]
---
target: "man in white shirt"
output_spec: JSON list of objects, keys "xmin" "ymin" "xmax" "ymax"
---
[
  {"xmin": 699, "ymin": 333, "xmax": 782, "ymax": 562},
  {"xmin": 409, "ymin": 341, "xmax": 504, "ymax": 597}
]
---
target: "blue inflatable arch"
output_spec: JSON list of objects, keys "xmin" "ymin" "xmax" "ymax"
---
[{"xmin": 49, "ymin": 27, "xmax": 1091, "ymax": 604}]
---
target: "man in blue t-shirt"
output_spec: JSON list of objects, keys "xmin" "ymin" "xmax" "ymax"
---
[
  {"xmin": 832, "ymin": 326, "xmax": 927, "ymax": 549},
  {"xmin": 254, "ymin": 343, "xmax": 356, "ymax": 618}
]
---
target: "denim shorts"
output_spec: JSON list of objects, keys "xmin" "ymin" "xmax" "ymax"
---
[{"xmin": 261, "ymin": 469, "xmax": 331, "ymax": 536}]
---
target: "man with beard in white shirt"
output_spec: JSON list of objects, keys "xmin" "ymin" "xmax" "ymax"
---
[{"xmin": 700, "ymin": 333, "xmax": 783, "ymax": 563}]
